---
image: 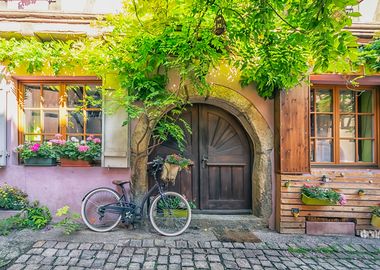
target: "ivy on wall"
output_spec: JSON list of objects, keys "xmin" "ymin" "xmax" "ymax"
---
[{"xmin": 0, "ymin": 0, "xmax": 362, "ymax": 165}]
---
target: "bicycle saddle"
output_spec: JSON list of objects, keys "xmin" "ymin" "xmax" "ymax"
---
[{"xmin": 112, "ymin": 180, "xmax": 131, "ymax": 186}]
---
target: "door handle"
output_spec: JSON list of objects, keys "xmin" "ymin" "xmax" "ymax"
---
[{"xmin": 201, "ymin": 155, "xmax": 208, "ymax": 168}]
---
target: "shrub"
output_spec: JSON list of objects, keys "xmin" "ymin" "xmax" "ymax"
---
[
  {"xmin": 0, "ymin": 201, "xmax": 51, "ymax": 235},
  {"xmin": 0, "ymin": 184, "xmax": 28, "ymax": 210},
  {"xmin": 301, "ymin": 184, "xmax": 347, "ymax": 205},
  {"xmin": 54, "ymin": 206, "xmax": 82, "ymax": 235}
]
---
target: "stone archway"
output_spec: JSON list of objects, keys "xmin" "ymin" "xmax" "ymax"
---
[{"xmin": 131, "ymin": 85, "xmax": 273, "ymax": 219}]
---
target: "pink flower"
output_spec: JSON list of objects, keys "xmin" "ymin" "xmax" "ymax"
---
[
  {"xmin": 49, "ymin": 139, "xmax": 66, "ymax": 145},
  {"xmin": 54, "ymin": 134, "xmax": 63, "ymax": 139},
  {"xmin": 30, "ymin": 143, "xmax": 40, "ymax": 152},
  {"xmin": 78, "ymin": 145, "xmax": 90, "ymax": 152},
  {"xmin": 93, "ymin": 138, "xmax": 101, "ymax": 144},
  {"xmin": 304, "ymin": 184, "xmax": 311, "ymax": 188},
  {"xmin": 339, "ymin": 194, "xmax": 347, "ymax": 205},
  {"xmin": 87, "ymin": 135, "xmax": 94, "ymax": 141}
]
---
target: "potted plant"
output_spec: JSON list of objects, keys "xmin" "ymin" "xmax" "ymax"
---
[
  {"xmin": 161, "ymin": 154, "xmax": 193, "ymax": 185},
  {"xmin": 300, "ymin": 184, "xmax": 347, "ymax": 206},
  {"xmin": 370, "ymin": 205, "xmax": 380, "ymax": 228},
  {"xmin": 50, "ymin": 134, "xmax": 101, "ymax": 167},
  {"xmin": 16, "ymin": 142, "xmax": 57, "ymax": 166},
  {"xmin": 158, "ymin": 195, "xmax": 196, "ymax": 217},
  {"xmin": 358, "ymin": 189, "xmax": 365, "ymax": 196}
]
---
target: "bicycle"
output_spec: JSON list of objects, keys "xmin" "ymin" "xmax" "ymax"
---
[{"xmin": 81, "ymin": 157, "xmax": 192, "ymax": 236}]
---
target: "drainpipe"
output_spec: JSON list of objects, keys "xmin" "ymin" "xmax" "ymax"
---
[{"xmin": 0, "ymin": 80, "xmax": 7, "ymax": 167}]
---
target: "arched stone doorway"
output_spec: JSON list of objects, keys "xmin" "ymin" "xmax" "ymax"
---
[
  {"xmin": 131, "ymin": 85, "xmax": 273, "ymax": 219},
  {"xmin": 149, "ymin": 103, "xmax": 253, "ymax": 213}
]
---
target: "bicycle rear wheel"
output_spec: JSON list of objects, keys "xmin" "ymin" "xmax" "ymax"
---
[
  {"xmin": 149, "ymin": 191, "xmax": 192, "ymax": 236},
  {"xmin": 81, "ymin": 188, "xmax": 122, "ymax": 232}
]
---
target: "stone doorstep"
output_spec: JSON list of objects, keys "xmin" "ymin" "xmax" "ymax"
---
[
  {"xmin": 0, "ymin": 209, "xmax": 22, "ymax": 220},
  {"xmin": 306, "ymin": 221, "xmax": 355, "ymax": 236}
]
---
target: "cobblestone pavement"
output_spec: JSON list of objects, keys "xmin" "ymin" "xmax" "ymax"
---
[{"xmin": 2, "ymin": 236, "xmax": 380, "ymax": 270}]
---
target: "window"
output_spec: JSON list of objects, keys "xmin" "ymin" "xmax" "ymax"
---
[
  {"xmin": 310, "ymin": 86, "xmax": 377, "ymax": 165},
  {"xmin": 19, "ymin": 80, "xmax": 102, "ymax": 143}
]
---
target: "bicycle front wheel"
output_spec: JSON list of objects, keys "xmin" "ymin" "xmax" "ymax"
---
[
  {"xmin": 81, "ymin": 188, "xmax": 122, "ymax": 232},
  {"xmin": 149, "ymin": 191, "xmax": 192, "ymax": 236}
]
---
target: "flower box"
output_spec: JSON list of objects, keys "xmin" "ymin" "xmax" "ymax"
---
[
  {"xmin": 60, "ymin": 158, "xmax": 91, "ymax": 167},
  {"xmin": 163, "ymin": 209, "xmax": 188, "ymax": 218},
  {"xmin": 23, "ymin": 157, "xmax": 57, "ymax": 166},
  {"xmin": 371, "ymin": 215, "xmax": 380, "ymax": 228},
  {"xmin": 301, "ymin": 193, "xmax": 336, "ymax": 206}
]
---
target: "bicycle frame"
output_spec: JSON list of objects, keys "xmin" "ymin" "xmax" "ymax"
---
[{"xmin": 98, "ymin": 158, "xmax": 166, "ymax": 220}]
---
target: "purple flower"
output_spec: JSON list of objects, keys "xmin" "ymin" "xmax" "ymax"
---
[
  {"xmin": 93, "ymin": 138, "xmax": 101, "ymax": 144},
  {"xmin": 78, "ymin": 145, "xmax": 90, "ymax": 152},
  {"xmin": 339, "ymin": 194, "xmax": 347, "ymax": 205},
  {"xmin": 30, "ymin": 143, "xmax": 40, "ymax": 152},
  {"xmin": 49, "ymin": 139, "xmax": 66, "ymax": 145}
]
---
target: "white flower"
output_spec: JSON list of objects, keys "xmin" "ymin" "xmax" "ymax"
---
[
  {"xmin": 70, "ymin": 137, "xmax": 79, "ymax": 143},
  {"xmin": 80, "ymin": 140, "xmax": 86, "ymax": 145}
]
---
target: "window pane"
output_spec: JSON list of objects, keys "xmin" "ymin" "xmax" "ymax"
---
[
  {"xmin": 24, "ymin": 85, "xmax": 40, "ymax": 108},
  {"xmin": 67, "ymin": 111, "xmax": 84, "ymax": 133},
  {"xmin": 86, "ymin": 111, "xmax": 102, "ymax": 134},
  {"xmin": 310, "ymin": 114, "xmax": 315, "ymax": 137},
  {"xmin": 316, "ymin": 115, "xmax": 333, "ymax": 137},
  {"xmin": 85, "ymin": 85, "xmax": 102, "ymax": 108},
  {"xmin": 340, "ymin": 140, "xmax": 355, "ymax": 162},
  {"xmin": 25, "ymin": 135, "xmax": 41, "ymax": 142},
  {"xmin": 340, "ymin": 90, "xmax": 355, "ymax": 112},
  {"xmin": 310, "ymin": 89, "xmax": 314, "ymax": 112},
  {"xmin": 67, "ymin": 85, "xmax": 84, "ymax": 108},
  {"xmin": 25, "ymin": 110, "xmax": 41, "ymax": 133},
  {"xmin": 359, "ymin": 140, "xmax": 374, "ymax": 162},
  {"xmin": 316, "ymin": 139, "xmax": 333, "ymax": 162},
  {"xmin": 358, "ymin": 90, "xmax": 372, "ymax": 113},
  {"xmin": 44, "ymin": 111, "xmax": 59, "ymax": 134},
  {"xmin": 310, "ymin": 139, "xmax": 315, "ymax": 162},
  {"xmin": 339, "ymin": 115, "xmax": 355, "ymax": 138},
  {"xmin": 42, "ymin": 85, "xmax": 59, "ymax": 108},
  {"xmin": 358, "ymin": 115, "xmax": 373, "ymax": 138},
  {"xmin": 316, "ymin": 90, "xmax": 332, "ymax": 112}
]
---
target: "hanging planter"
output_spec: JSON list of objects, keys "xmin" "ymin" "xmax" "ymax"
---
[
  {"xmin": 371, "ymin": 215, "xmax": 380, "ymax": 228},
  {"xmin": 300, "ymin": 184, "xmax": 347, "ymax": 206},
  {"xmin": 60, "ymin": 158, "xmax": 91, "ymax": 167},
  {"xmin": 301, "ymin": 193, "xmax": 336, "ymax": 206},
  {"xmin": 24, "ymin": 157, "xmax": 57, "ymax": 166},
  {"xmin": 161, "ymin": 162, "xmax": 181, "ymax": 184}
]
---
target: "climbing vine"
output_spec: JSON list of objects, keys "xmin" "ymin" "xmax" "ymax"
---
[{"xmin": 0, "ymin": 0, "xmax": 361, "ymax": 170}]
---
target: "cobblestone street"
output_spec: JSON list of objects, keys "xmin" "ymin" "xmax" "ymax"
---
[{"xmin": 1, "ymin": 225, "xmax": 379, "ymax": 270}]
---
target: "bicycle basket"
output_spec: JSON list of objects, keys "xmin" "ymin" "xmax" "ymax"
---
[{"xmin": 161, "ymin": 162, "xmax": 181, "ymax": 185}]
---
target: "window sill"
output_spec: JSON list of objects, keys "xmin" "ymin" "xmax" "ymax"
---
[{"xmin": 311, "ymin": 164, "xmax": 379, "ymax": 169}]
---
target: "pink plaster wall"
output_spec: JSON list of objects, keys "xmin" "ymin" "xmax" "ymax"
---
[{"xmin": 0, "ymin": 166, "xmax": 130, "ymax": 214}]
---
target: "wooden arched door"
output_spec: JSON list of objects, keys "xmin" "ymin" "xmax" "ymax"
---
[{"xmin": 149, "ymin": 104, "xmax": 252, "ymax": 212}]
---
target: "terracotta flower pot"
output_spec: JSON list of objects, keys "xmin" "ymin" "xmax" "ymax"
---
[
  {"xmin": 161, "ymin": 162, "xmax": 181, "ymax": 184},
  {"xmin": 371, "ymin": 215, "xmax": 380, "ymax": 228},
  {"xmin": 301, "ymin": 193, "xmax": 336, "ymax": 206},
  {"xmin": 60, "ymin": 158, "xmax": 91, "ymax": 167},
  {"xmin": 23, "ymin": 157, "xmax": 57, "ymax": 166}
]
